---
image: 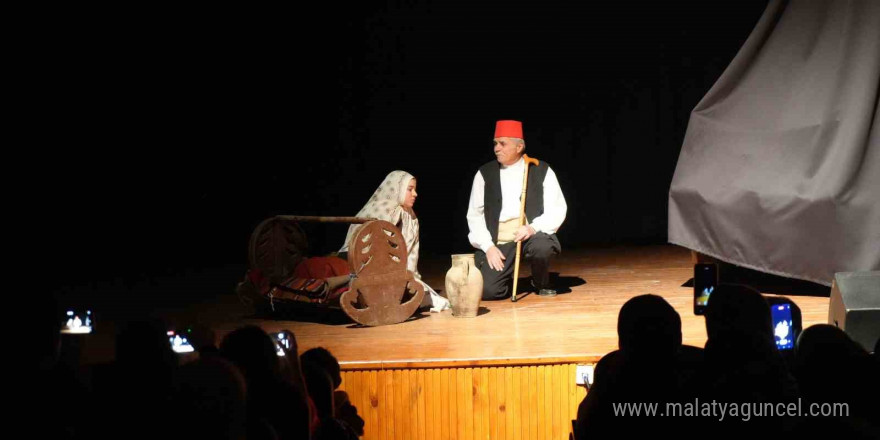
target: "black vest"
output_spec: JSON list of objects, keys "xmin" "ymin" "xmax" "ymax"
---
[{"xmin": 479, "ymin": 159, "xmax": 550, "ymax": 243}]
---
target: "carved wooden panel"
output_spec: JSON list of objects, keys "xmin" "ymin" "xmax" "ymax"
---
[{"xmin": 341, "ymin": 220, "xmax": 423, "ymax": 326}]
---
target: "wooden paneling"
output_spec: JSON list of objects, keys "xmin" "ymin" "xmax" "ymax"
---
[{"xmin": 340, "ymin": 362, "xmax": 587, "ymax": 440}]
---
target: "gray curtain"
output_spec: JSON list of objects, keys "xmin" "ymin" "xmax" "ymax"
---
[{"xmin": 668, "ymin": 0, "xmax": 880, "ymax": 286}]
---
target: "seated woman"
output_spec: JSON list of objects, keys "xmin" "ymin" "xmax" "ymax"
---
[
  {"xmin": 251, "ymin": 171, "xmax": 450, "ymax": 312},
  {"xmin": 339, "ymin": 170, "xmax": 451, "ymax": 312}
]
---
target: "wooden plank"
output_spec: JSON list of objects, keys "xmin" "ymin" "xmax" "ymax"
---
[
  {"xmin": 417, "ymin": 369, "xmax": 426, "ymax": 440},
  {"xmin": 433, "ymin": 369, "xmax": 443, "ymax": 440},
  {"xmin": 361, "ymin": 371, "xmax": 370, "ymax": 440},
  {"xmin": 390, "ymin": 370, "xmax": 397, "ymax": 440},
  {"xmin": 489, "ymin": 367, "xmax": 499, "ymax": 440},
  {"xmin": 425, "ymin": 368, "xmax": 435, "ymax": 440},
  {"xmin": 528, "ymin": 366, "xmax": 538, "ymax": 440},
  {"xmin": 536, "ymin": 365, "xmax": 545, "ymax": 440},
  {"xmin": 452, "ymin": 367, "xmax": 461, "ymax": 440},
  {"xmin": 543, "ymin": 364, "xmax": 552, "ymax": 440},
  {"xmin": 346, "ymin": 371, "xmax": 363, "ymax": 416},
  {"xmin": 472, "ymin": 367, "xmax": 482, "ymax": 440},
  {"xmin": 505, "ymin": 367, "xmax": 515, "ymax": 440},
  {"xmin": 511, "ymin": 367, "xmax": 521, "ymax": 440},
  {"xmin": 390, "ymin": 369, "xmax": 400, "ymax": 440},
  {"xmin": 455, "ymin": 368, "xmax": 466, "ymax": 440},
  {"xmin": 346, "ymin": 371, "xmax": 357, "ymax": 434},
  {"xmin": 412, "ymin": 369, "xmax": 420, "ymax": 440},
  {"xmin": 369, "ymin": 370, "xmax": 380, "ymax": 440},
  {"xmin": 407, "ymin": 369, "xmax": 416, "ymax": 440},
  {"xmin": 401, "ymin": 369, "xmax": 411, "ymax": 440},
  {"xmin": 568, "ymin": 364, "xmax": 578, "ymax": 432},
  {"xmin": 463, "ymin": 368, "xmax": 474, "ymax": 440},
  {"xmin": 480, "ymin": 367, "xmax": 490, "ymax": 440},
  {"xmin": 551, "ymin": 365, "xmax": 561, "ymax": 440},
  {"xmin": 347, "ymin": 372, "xmax": 361, "ymax": 438},
  {"xmin": 384, "ymin": 369, "xmax": 394, "ymax": 440},
  {"xmin": 558, "ymin": 364, "xmax": 571, "ymax": 438},
  {"xmin": 374, "ymin": 370, "xmax": 383, "ymax": 440},
  {"xmin": 520, "ymin": 365, "xmax": 530, "ymax": 440},
  {"xmin": 497, "ymin": 366, "xmax": 506, "ymax": 440},
  {"xmin": 441, "ymin": 368, "xmax": 452, "ymax": 440}
]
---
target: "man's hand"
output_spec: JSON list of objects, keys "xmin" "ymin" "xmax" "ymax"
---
[
  {"xmin": 486, "ymin": 246, "xmax": 506, "ymax": 271},
  {"xmin": 513, "ymin": 225, "xmax": 536, "ymax": 243}
]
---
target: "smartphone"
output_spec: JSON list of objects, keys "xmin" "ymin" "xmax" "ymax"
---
[
  {"xmin": 693, "ymin": 263, "xmax": 718, "ymax": 315},
  {"xmin": 274, "ymin": 331, "xmax": 289, "ymax": 357},
  {"xmin": 168, "ymin": 330, "xmax": 194, "ymax": 353},
  {"xmin": 771, "ymin": 303, "xmax": 795, "ymax": 350},
  {"xmin": 61, "ymin": 309, "xmax": 94, "ymax": 334}
]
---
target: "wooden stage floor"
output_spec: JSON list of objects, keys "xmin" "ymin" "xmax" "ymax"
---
[{"xmin": 236, "ymin": 245, "xmax": 831, "ymax": 368}]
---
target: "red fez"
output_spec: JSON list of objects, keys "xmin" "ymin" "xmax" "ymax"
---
[{"xmin": 494, "ymin": 120, "xmax": 523, "ymax": 139}]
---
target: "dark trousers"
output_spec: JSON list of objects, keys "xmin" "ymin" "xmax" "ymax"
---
[{"xmin": 474, "ymin": 232, "xmax": 561, "ymax": 300}]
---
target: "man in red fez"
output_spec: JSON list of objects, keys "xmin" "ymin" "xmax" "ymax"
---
[{"xmin": 466, "ymin": 120, "xmax": 568, "ymax": 299}]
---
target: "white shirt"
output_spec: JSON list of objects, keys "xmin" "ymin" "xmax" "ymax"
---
[{"xmin": 466, "ymin": 157, "xmax": 567, "ymax": 252}]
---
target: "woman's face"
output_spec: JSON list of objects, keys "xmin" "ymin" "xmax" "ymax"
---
[{"xmin": 403, "ymin": 178, "xmax": 417, "ymax": 209}]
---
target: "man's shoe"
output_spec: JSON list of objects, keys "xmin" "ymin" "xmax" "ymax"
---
[{"xmin": 537, "ymin": 288, "xmax": 557, "ymax": 297}]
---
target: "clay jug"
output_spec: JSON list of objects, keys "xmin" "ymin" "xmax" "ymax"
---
[{"xmin": 445, "ymin": 254, "xmax": 483, "ymax": 317}]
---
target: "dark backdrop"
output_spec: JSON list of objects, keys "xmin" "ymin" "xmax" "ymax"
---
[{"xmin": 34, "ymin": 1, "xmax": 768, "ymax": 293}]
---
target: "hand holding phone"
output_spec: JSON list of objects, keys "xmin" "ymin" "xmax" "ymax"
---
[
  {"xmin": 694, "ymin": 263, "xmax": 718, "ymax": 315},
  {"xmin": 769, "ymin": 298, "xmax": 801, "ymax": 350}
]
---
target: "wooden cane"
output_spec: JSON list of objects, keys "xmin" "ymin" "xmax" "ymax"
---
[{"xmin": 512, "ymin": 154, "xmax": 540, "ymax": 302}]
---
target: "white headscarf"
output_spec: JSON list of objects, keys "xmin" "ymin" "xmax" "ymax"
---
[{"xmin": 340, "ymin": 170, "xmax": 449, "ymax": 311}]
